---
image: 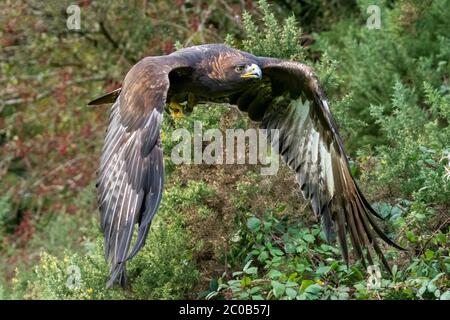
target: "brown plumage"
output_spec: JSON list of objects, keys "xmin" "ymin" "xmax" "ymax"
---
[{"xmin": 89, "ymin": 44, "xmax": 403, "ymax": 288}]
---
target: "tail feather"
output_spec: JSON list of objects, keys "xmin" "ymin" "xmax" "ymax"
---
[{"xmin": 88, "ymin": 88, "xmax": 121, "ymax": 106}]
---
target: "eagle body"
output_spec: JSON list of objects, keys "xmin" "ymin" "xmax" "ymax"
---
[{"xmin": 89, "ymin": 44, "xmax": 402, "ymax": 288}]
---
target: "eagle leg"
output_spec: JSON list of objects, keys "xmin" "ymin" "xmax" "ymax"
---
[
  {"xmin": 247, "ymin": 89, "xmax": 272, "ymax": 121},
  {"xmin": 185, "ymin": 93, "xmax": 197, "ymax": 115}
]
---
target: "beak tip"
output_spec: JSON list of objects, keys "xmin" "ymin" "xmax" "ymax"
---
[{"xmin": 242, "ymin": 64, "xmax": 262, "ymax": 79}]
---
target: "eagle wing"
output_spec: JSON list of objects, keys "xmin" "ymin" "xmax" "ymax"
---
[
  {"xmin": 95, "ymin": 56, "xmax": 191, "ymax": 288},
  {"xmin": 232, "ymin": 57, "xmax": 403, "ymax": 271}
]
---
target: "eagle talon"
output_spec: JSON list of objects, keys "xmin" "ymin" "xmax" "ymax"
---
[{"xmin": 169, "ymin": 101, "xmax": 185, "ymax": 120}]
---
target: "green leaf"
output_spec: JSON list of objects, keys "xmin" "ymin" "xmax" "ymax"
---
[
  {"xmin": 228, "ymin": 280, "xmax": 242, "ymax": 288},
  {"xmin": 241, "ymin": 276, "xmax": 252, "ymax": 287},
  {"xmin": 209, "ymin": 278, "xmax": 219, "ymax": 291},
  {"xmin": 249, "ymin": 286, "xmax": 261, "ymax": 294},
  {"xmin": 285, "ymin": 243, "xmax": 296, "ymax": 254},
  {"xmin": 285, "ymin": 287, "xmax": 298, "ymax": 299},
  {"xmin": 267, "ymin": 269, "xmax": 282, "ymax": 279},
  {"xmin": 288, "ymin": 272, "xmax": 299, "ymax": 282},
  {"xmin": 424, "ymin": 249, "xmax": 435, "ymax": 260},
  {"xmin": 271, "ymin": 280, "xmax": 285, "ymax": 298},
  {"xmin": 440, "ymin": 291, "xmax": 450, "ymax": 300},
  {"xmin": 427, "ymin": 282, "xmax": 437, "ymax": 293},
  {"xmin": 285, "ymin": 281, "xmax": 298, "ymax": 287},
  {"xmin": 392, "ymin": 264, "xmax": 398, "ymax": 277},
  {"xmin": 258, "ymin": 251, "xmax": 269, "ymax": 262},
  {"xmin": 303, "ymin": 234, "xmax": 315, "ymax": 243},
  {"xmin": 270, "ymin": 248, "xmax": 284, "ymax": 256},
  {"xmin": 305, "ymin": 284, "xmax": 322, "ymax": 295},
  {"xmin": 247, "ymin": 217, "xmax": 261, "ymax": 232},
  {"xmin": 299, "ymin": 279, "xmax": 314, "ymax": 293},
  {"xmin": 338, "ymin": 290, "xmax": 350, "ymax": 300},
  {"xmin": 316, "ymin": 265, "xmax": 331, "ymax": 275},
  {"xmin": 406, "ymin": 230, "xmax": 417, "ymax": 243},
  {"xmin": 245, "ymin": 267, "xmax": 258, "ymax": 275},
  {"xmin": 243, "ymin": 260, "xmax": 252, "ymax": 272},
  {"xmin": 417, "ymin": 285, "xmax": 427, "ymax": 297},
  {"xmin": 431, "ymin": 272, "xmax": 444, "ymax": 283}
]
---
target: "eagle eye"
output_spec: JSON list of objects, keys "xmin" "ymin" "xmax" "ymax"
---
[{"xmin": 234, "ymin": 65, "xmax": 245, "ymax": 73}]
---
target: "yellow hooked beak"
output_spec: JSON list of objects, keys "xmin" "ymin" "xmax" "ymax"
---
[{"xmin": 241, "ymin": 63, "xmax": 262, "ymax": 79}]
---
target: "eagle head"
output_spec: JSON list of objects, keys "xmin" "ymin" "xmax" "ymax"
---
[{"xmin": 198, "ymin": 53, "xmax": 262, "ymax": 95}]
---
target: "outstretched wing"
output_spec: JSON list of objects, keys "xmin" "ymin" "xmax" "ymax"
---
[
  {"xmin": 233, "ymin": 58, "xmax": 403, "ymax": 272},
  {"xmin": 95, "ymin": 56, "xmax": 190, "ymax": 288}
]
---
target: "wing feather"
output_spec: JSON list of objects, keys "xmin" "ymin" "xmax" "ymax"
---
[
  {"xmin": 96, "ymin": 56, "xmax": 190, "ymax": 288},
  {"xmin": 233, "ymin": 57, "xmax": 404, "ymax": 272}
]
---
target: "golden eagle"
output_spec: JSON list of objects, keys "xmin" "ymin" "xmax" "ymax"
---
[{"xmin": 89, "ymin": 44, "xmax": 403, "ymax": 288}]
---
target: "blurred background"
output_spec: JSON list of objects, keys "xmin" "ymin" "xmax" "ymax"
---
[{"xmin": 0, "ymin": 0, "xmax": 449, "ymax": 299}]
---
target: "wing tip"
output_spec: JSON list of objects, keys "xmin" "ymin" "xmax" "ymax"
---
[{"xmin": 106, "ymin": 262, "xmax": 129, "ymax": 289}]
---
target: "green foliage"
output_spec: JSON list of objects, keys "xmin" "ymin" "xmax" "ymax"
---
[
  {"xmin": 27, "ymin": 249, "xmax": 123, "ymax": 300},
  {"xmin": 0, "ymin": 193, "xmax": 13, "ymax": 238},
  {"xmin": 211, "ymin": 211, "xmax": 356, "ymax": 300},
  {"xmin": 233, "ymin": 0, "xmax": 304, "ymax": 60},
  {"xmin": 162, "ymin": 103, "xmax": 229, "ymax": 178},
  {"xmin": 369, "ymin": 82, "xmax": 450, "ymax": 203},
  {"xmin": 125, "ymin": 190, "xmax": 202, "ymax": 299},
  {"xmin": 314, "ymin": 0, "xmax": 450, "ymax": 148},
  {"xmin": 205, "ymin": 209, "xmax": 449, "ymax": 300},
  {"xmin": 9, "ymin": 180, "xmax": 214, "ymax": 299}
]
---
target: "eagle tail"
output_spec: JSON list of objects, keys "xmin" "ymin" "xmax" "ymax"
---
[{"xmin": 88, "ymin": 88, "xmax": 122, "ymax": 106}]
